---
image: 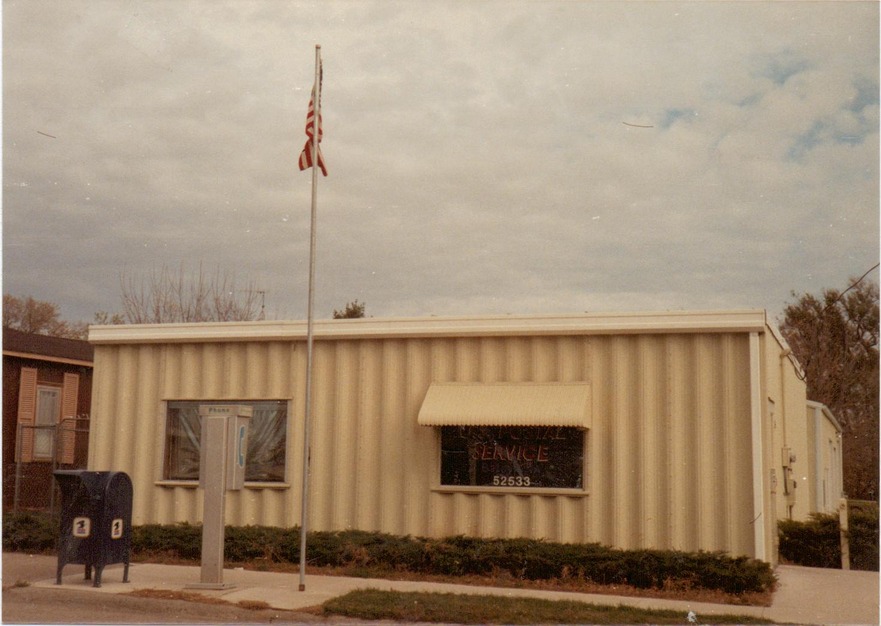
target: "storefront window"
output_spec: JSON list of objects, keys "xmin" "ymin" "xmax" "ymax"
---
[
  {"xmin": 440, "ymin": 426, "xmax": 584, "ymax": 489},
  {"xmin": 164, "ymin": 400, "xmax": 287, "ymax": 482}
]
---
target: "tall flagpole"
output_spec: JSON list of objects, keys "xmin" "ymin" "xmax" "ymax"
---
[{"xmin": 298, "ymin": 43, "xmax": 321, "ymax": 593}]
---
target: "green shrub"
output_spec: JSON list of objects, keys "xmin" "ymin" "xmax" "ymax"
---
[
  {"xmin": 372, "ymin": 532, "xmax": 427, "ymax": 571},
  {"xmin": 778, "ymin": 513, "xmax": 841, "ymax": 568},
  {"xmin": 849, "ymin": 505, "xmax": 879, "ymax": 571},
  {"xmin": 224, "ymin": 525, "xmax": 289, "ymax": 563},
  {"xmin": 2, "ymin": 514, "xmax": 775, "ymax": 593},
  {"xmin": 419, "ymin": 537, "xmax": 774, "ymax": 594},
  {"xmin": 2, "ymin": 511, "xmax": 57, "ymax": 553},
  {"xmin": 131, "ymin": 522, "xmax": 202, "ymax": 560},
  {"xmin": 778, "ymin": 505, "xmax": 879, "ymax": 571}
]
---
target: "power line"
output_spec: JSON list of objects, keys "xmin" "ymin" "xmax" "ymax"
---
[
  {"xmin": 787, "ymin": 262, "xmax": 879, "ymax": 383},
  {"xmin": 821, "ymin": 263, "xmax": 880, "ymax": 315}
]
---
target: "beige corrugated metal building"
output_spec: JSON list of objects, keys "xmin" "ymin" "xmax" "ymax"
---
[
  {"xmin": 87, "ymin": 310, "xmax": 841, "ymax": 564},
  {"xmin": 805, "ymin": 401, "xmax": 844, "ymax": 515}
]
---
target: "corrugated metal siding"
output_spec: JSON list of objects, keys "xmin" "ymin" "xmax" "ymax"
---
[
  {"xmin": 89, "ymin": 330, "xmax": 756, "ymax": 556},
  {"xmin": 762, "ymin": 328, "xmax": 812, "ymax": 534},
  {"xmin": 819, "ymin": 412, "xmax": 843, "ymax": 513},
  {"xmin": 806, "ymin": 402, "xmax": 844, "ymax": 515}
]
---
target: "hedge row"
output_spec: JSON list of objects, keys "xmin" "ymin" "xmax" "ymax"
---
[
  {"xmin": 3, "ymin": 513, "xmax": 775, "ymax": 594},
  {"xmin": 778, "ymin": 506, "xmax": 879, "ymax": 571},
  {"xmin": 298, "ymin": 531, "xmax": 776, "ymax": 594}
]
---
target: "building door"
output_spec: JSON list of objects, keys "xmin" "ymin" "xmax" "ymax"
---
[{"xmin": 34, "ymin": 386, "xmax": 61, "ymax": 459}]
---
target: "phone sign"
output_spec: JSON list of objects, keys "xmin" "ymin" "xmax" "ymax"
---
[{"xmin": 237, "ymin": 424, "xmax": 246, "ymax": 467}]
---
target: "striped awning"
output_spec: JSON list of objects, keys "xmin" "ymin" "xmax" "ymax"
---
[{"xmin": 417, "ymin": 382, "xmax": 591, "ymax": 428}]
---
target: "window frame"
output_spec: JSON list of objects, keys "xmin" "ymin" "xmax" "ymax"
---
[
  {"xmin": 159, "ymin": 399, "xmax": 291, "ymax": 488},
  {"xmin": 432, "ymin": 425, "xmax": 589, "ymax": 497},
  {"xmin": 33, "ymin": 384, "xmax": 62, "ymax": 460}
]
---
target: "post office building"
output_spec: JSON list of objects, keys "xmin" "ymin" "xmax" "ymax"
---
[{"xmin": 87, "ymin": 310, "xmax": 843, "ymax": 564}]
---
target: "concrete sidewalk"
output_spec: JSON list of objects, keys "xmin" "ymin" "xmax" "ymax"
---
[{"xmin": 33, "ymin": 561, "xmax": 879, "ymax": 624}]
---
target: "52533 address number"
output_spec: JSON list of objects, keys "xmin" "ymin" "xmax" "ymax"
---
[{"xmin": 492, "ymin": 475, "xmax": 531, "ymax": 487}]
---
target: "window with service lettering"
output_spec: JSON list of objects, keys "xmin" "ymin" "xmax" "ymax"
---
[{"xmin": 440, "ymin": 426, "xmax": 584, "ymax": 489}]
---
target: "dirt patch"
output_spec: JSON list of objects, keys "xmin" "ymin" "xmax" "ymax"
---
[
  {"xmin": 127, "ymin": 587, "xmax": 235, "ymax": 605},
  {"xmin": 128, "ymin": 588, "xmax": 272, "ymax": 611}
]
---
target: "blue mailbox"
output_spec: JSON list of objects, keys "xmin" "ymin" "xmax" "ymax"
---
[{"xmin": 54, "ymin": 470, "xmax": 133, "ymax": 587}]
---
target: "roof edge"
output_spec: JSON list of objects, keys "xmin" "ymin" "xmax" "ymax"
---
[
  {"xmin": 807, "ymin": 400, "xmax": 843, "ymax": 434},
  {"xmin": 89, "ymin": 310, "xmax": 769, "ymax": 345},
  {"xmin": 2, "ymin": 349, "xmax": 93, "ymax": 367}
]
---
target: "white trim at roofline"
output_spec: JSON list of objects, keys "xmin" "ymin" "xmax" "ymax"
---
[
  {"xmin": 89, "ymin": 310, "xmax": 769, "ymax": 345},
  {"xmin": 3, "ymin": 350, "xmax": 93, "ymax": 367},
  {"xmin": 807, "ymin": 400, "xmax": 843, "ymax": 434},
  {"xmin": 766, "ymin": 321, "xmax": 806, "ymax": 380}
]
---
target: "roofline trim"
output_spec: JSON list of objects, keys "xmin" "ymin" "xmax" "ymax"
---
[
  {"xmin": 3, "ymin": 350, "xmax": 94, "ymax": 367},
  {"xmin": 807, "ymin": 400, "xmax": 844, "ymax": 434},
  {"xmin": 89, "ymin": 310, "xmax": 769, "ymax": 345}
]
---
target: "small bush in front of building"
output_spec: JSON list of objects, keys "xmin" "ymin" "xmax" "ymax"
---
[
  {"xmin": 372, "ymin": 531, "xmax": 429, "ymax": 571},
  {"xmin": 296, "ymin": 529, "xmax": 392, "ymax": 568},
  {"xmin": 849, "ymin": 505, "xmax": 879, "ymax": 571},
  {"xmin": 1, "ymin": 511, "xmax": 57, "ymax": 553},
  {"xmin": 778, "ymin": 513, "xmax": 841, "ymax": 568},
  {"xmin": 131, "ymin": 522, "xmax": 203, "ymax": 561},
  {"xmin": 224, "ymin": 525, "xmax": 289, "ymax": 563},
  {"xmin": 778, "ymin": 506, "xmax": 879, "ymax": 571}
]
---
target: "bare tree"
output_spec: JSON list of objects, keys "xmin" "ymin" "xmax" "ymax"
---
[
  {"xmin": 119, "ymin": 264, "xmax": 262, "ymax": 323},
  {"xmin": 93, "ymin": 311, "xmax": 126, "ymax": 325}
]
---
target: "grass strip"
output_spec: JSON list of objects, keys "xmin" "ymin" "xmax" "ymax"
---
[{"xmin": 322, "ymin": 589, "xmax": 774, "ymax": 625}]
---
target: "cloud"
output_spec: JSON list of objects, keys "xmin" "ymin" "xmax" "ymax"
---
[{"xmin": 3, "ymin": 1, "xmax": 878, "ymax": 325}]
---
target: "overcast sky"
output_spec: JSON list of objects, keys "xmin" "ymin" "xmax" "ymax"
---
[{"xmin": 3, "ymin": 1, "xmax": 878, "ymax": 326}]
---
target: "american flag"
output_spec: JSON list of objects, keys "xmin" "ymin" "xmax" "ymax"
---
[{"xmin": 299, "ymin": 68, "xmax": 327, "ymax": 176}]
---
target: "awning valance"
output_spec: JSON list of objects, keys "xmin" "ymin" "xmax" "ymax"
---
[{"xmin": 417, "ymin": 382, "xmax": 591, "ymax": 429}]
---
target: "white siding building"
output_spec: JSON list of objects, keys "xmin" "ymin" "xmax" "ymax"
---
[{"xmin": 88, "ymin": 310, "xmax": 842, "ymax": 564}]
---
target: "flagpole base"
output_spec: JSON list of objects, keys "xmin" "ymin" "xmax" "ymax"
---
[{"xmin": 299, "ymin": 583, "xmax": 306, "ymax": 592}]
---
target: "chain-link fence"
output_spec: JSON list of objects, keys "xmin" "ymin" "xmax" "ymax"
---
[{"xmin": 8, "ymin": 415, "xmax": 90, "ymax": 514}]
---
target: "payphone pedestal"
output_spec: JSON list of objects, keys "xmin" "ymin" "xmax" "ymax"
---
[{"xmin": 186, "ymin": 405, "xmax": 251, "ymax": 590}]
